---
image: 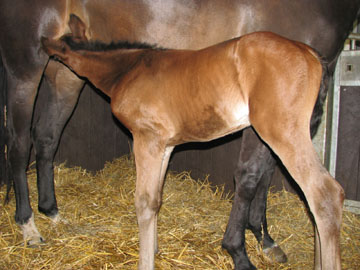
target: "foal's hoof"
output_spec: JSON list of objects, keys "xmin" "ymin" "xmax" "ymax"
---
[{"xmin": 263, "ymin": 244, "xmax": 287, "ymax": 263}]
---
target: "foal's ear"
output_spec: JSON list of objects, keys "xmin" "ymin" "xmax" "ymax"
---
[
  {"xmin": 68, "ymin": 14, "xmax": 87, "ymax": 41},
  {"xmin": 41, "ymin": 36, "xmax": 68, "ymax": 61}
]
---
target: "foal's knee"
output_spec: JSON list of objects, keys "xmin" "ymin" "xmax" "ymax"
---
[{"xmin": 135, "ymin": 193, "xmax": 161, "ymax": 222}]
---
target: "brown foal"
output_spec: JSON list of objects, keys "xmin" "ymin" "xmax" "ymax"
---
[{"xmin": 41, "ymin": 15, "xmax": 344, "ymax": 270}]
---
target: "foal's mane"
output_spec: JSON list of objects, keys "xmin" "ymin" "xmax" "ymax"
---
[{"xmin": 61, "ymin": 35, "xmax": 162, "ymax": 52}]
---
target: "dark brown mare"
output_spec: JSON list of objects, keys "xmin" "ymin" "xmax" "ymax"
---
[
  {"xmin": 41, "ymin": 14, "xmax": 344, "ymax": 270},
  {"xmin": 0, "ymin": 1, "xmax": 359, "ymax": 269}
]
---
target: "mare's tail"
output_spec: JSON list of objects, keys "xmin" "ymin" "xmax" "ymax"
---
[
  {"xmin": 310, "ymin": 59, "xmax": 329, "ymax": 138},
  {"xmin": 0, "ymin": 54, "xmax": 9, "ymax": 196}
]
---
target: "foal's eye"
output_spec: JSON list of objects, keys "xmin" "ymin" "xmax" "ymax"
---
[{"xmin": 61, "ymin": 45, "xmax": 67, "ymax": 54}]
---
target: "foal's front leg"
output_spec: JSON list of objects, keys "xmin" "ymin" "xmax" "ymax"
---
[{"xmin": 132, "ymin": 136, "xmax": 173, "ymax": 270}]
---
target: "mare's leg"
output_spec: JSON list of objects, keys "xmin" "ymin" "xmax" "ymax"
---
[
  {"xmin": 132, "ymin": 135, "xmax": 173, "ymax": 270},
  {"xmin": 247, "ymin": 171, "xmax": 287, "ymax": 261},
  {"xmin": 245, "ymin": 132, "xmax": 287, "ymax": 263},
  {"xmin": 6, "ymin": 70, "xmax": 44, "ymax": 244},
  {"xmin": 222, "ymin": 128, "xmax": 269, "ymax": 270},
  {"xmin": 222, "ymin": 128, "xmax": 286, "ymax": 270},
  {"xmin": 0, "ymin": 0, "xmax": 69, "ymax": 245},
  {"xmin": 0, "ymin": 56, "xmax": 6, "ymax": 186},
  {"xmin": 248, "ymin": 171, "xmax": 287, "ymax": 263},
  {"xmin": 31, "ymin": 60, "xmax": 84, "ymax": 222}
]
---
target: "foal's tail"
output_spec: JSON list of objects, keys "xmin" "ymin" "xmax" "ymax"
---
[
  {"xmin": 310, "ymin": 59, "xmax": 329, "ymax": 138},
  {"xmin": 0, "ymin": 54, "xmax": 8, "ymax": 190}
]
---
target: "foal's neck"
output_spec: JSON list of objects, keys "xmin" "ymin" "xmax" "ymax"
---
[{"xmin": 69, "ymin": 48, "xmax": 148, "ymax": 97}]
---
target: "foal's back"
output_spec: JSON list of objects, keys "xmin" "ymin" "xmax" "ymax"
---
[{"xmin": 111, "ymin": 32, "xmax": 321, "ymax": 145}]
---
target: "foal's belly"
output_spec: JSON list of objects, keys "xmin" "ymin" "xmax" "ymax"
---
[
  {"xmin": 215, "ymin": 103, "xmax": 251, "ymax": 139},
  {"xmin": 174, "ymin": 101, "xmax": 250, "ymax": 143}
]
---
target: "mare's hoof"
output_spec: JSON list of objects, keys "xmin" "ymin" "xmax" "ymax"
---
[
  {"xmin": 20, "ymin": 213, "xmax": 45, "ymax": 247},
  {"xmin": 26, "ymin": 236, "xmax": 46, "ymax": 247},
  {"xmin": 234, "ymin": 263, "xmax": 257, "ymax": 270},
  {"xmin": 263, "ymin": 244, "xmax": 287, "ymax": 263},
  {"xmin": 49, "ymin": 213, "xmax": 68, "ymax": 224}
]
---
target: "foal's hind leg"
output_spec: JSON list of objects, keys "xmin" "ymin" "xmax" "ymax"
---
[
  {"xmin": 132, "ymin": 135, "xmax": 173, "ymax": 270},
  {"xmin": 32, "ymin": 60, "xmax": 84, "ymax": 222},
  {"xmin": 252, "ymin": 121, "xmax": 343, "ymax": 269}
]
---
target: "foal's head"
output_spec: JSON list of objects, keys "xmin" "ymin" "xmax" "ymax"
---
[
  {"xmin": 41, "ymin": 14, "xmax": 160, "ymax": 95},
  {"xmin": 41, "ymin": 14, "xmax": 88, "ymax": 64},
  {"xmin": 42, "ymin": 13, "xmax": 158, "ymax": 67}
]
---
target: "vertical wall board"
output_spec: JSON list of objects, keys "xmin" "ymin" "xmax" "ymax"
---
[
  {"xmin": 54, "ymin": 85, "xmax": 131, "ymax": 171},
  {"xmin": 336, "ymin": 86, "xmax": 360, "ymax": 201},
  {"xmin": 327, "ymin": 50, "xmax": 360, "ymax": 202},
  {"xmin": 169, "ymin": 133, "xmax": 242, "ymax": 193}
]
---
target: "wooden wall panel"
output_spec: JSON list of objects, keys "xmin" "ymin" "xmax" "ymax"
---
[
  {"xmin": 168, "ymin": 133, "xmax": 242, "ymax": 192},
  {"xmin": 336, "ymin": 86, "xmax": 360, "ymax": 201},
  {"xmin": 54, "ymin": 85, "xmax": 132, "ymax": 171}
]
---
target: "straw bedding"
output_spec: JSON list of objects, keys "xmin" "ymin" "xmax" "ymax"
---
[{"xmin": 0, "ymin": 155, "xmax": 359, "ymax": 269}]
